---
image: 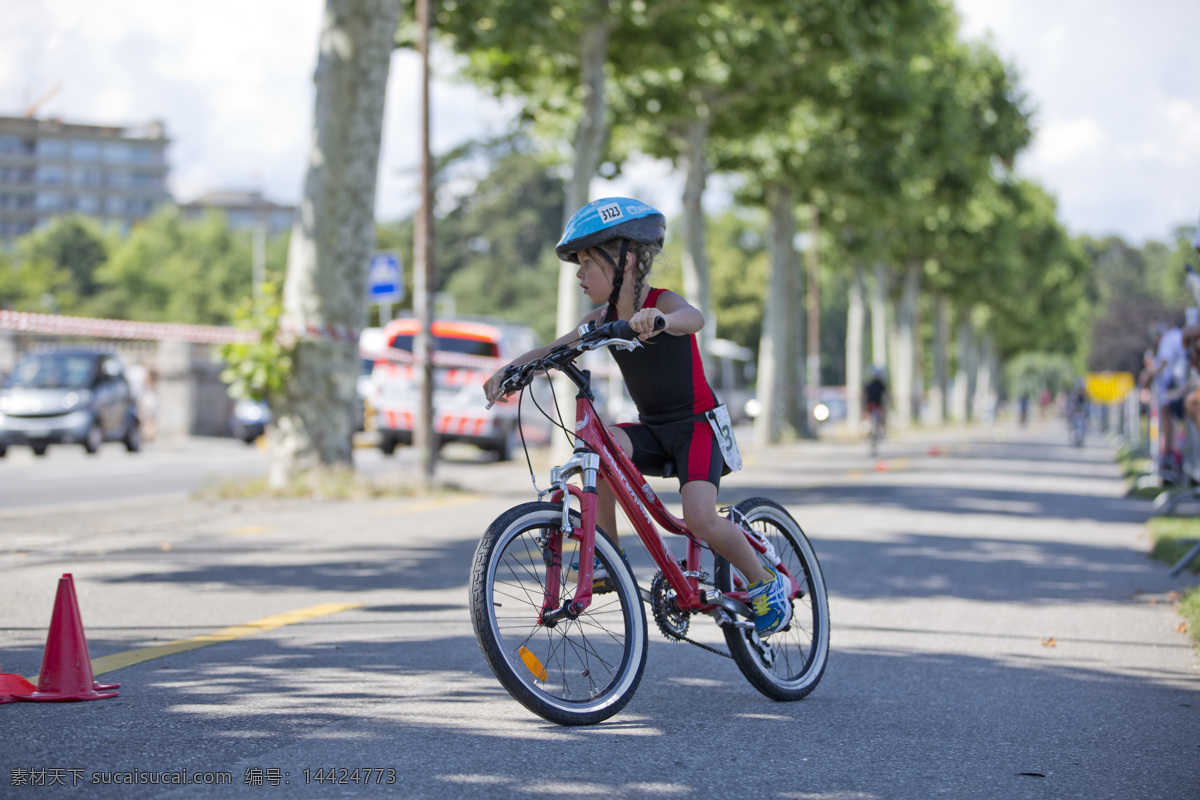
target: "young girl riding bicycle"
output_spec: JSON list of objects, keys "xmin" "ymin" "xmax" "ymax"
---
[{"xmin": 484, "ymin": 197, "xmax": 791, "ymax": 636}]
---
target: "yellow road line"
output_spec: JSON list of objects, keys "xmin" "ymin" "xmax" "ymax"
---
[
  {"xmin": 81, "ymin": 602, "xmax": 363, "ymax": 678},
  {"xmin": 225, "ymin": 524, "xmax": 275, "ymax": 537},
  {"xmin": 374, "ymin": 494, "xmax": 482, "ymax": 516}
]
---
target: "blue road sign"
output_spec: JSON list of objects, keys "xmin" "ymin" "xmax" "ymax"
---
[{"xmin": 369, "ymin": 252, "xmax": 403, "ymax": 304}]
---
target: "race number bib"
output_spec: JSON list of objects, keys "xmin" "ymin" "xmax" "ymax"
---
[{"xmin": 705, "ymin": 404, "xmax": 742, "ymax": 472}]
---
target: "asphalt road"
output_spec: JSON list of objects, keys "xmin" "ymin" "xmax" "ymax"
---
[
  {"xmin": 1, "ymin": 421, "xmax": 1197, "ymax": 799},
  {"xmin": 0, "ymin": 433, "xmax": 500, "ymax": 511}
]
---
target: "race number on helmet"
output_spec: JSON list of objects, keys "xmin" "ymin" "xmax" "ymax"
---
[{"xmin": 555, "ymin": 198, "xmax": 666, "ymax": 263}]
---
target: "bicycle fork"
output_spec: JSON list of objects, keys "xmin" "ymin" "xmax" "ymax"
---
[{"xmin": 539, "ymin": 449, "xmax": 601, "ymax": 626}]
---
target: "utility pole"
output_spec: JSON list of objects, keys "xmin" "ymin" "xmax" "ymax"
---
[
  {"xmin": 806, "ymin": 205, "xmax": 820, "ymax": 410},
  {"xmin": 413, "ymin": 0, "xmax": 437, "ymax": 487}
]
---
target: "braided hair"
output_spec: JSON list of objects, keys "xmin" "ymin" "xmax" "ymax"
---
[{"xmin": 597, "ymin": 240, "xmax": 659, "ymax": 322}]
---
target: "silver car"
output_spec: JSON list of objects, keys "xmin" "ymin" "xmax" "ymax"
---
[{"xmin": 0, "ymin": 349, "xmax": 142, "ymax": 457}]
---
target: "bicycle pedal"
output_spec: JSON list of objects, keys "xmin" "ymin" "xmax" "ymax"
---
[{"xmin": 592, "ymin": 576, "xmax": 616, "ymax": 595}]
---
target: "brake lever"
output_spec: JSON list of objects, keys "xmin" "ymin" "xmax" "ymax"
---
[
  {"xmin": 585, "ymin": 336, "xmax": 642, "ymax": 352},
  {"xmin": 485, "ymin": 364, "xmax": 526, "ymax": 410}
]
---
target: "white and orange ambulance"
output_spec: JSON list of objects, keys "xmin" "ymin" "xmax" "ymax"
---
[{"xmin": 369, "ymin": 318, "xmax": 551, "ymax": 460}]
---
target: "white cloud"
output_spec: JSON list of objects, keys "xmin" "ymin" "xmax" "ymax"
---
[
  {"xmin": 1032, "ymin": 118, "xmax": 1104, "ymax": 165},
  {"xmin": 953, "ymin": 0, "xmax": 1200, "ymax": 243}
]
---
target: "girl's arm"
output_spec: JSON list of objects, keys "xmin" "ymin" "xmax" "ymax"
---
[
  {"xmin": 483, "ymin": 307, "xmax": 606, "ymax": 404},
  {"xmin": 629, "ymin": 289, "xmax": 704, "ymax": 338}
]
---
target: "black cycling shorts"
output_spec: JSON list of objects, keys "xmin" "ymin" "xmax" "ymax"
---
[{"xmin": 618, "ymin": 417, "xmax": 731, "ymax": 489}]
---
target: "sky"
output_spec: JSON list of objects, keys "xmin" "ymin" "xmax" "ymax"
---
[{"xmin": 1, "ymin": 0, "xmax": 1197, "ymax": 245}]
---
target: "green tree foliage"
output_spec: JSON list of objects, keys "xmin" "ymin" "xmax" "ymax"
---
[
  {"xmin": 979, "ymin": 180, "xmax": 1091, "ymax": 360},
  {"xmin": 1082, "ymin": 230, "xmax": 1196, "ymax": 373},
  {"xmin": 436, "ymin": 142, "xmax": 564, "ymax": 342},
  {"xmin": 375, "ymin": 138, "xmax": 564, "ymax": 342},
  {"xmin": 1006, "ymin": 351, "xmax": 1076, "ymax": 400},
  {"xmin": 658, "ymin": 210, "xmax": 769, "ymax": 351},
  {"xmin": 0, "ymin": 215, "xmax": 114, "ymax": 313},
  {"xmin": 89, "ymin": 207, "xmax": 284, "ymax": 325},
  {"xmin": 217, "ymin": 268, "xmax": 290, "ymax": 403}
]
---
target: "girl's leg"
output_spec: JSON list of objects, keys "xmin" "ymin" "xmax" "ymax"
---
[
  {"xmin": 596, "ymin": 425, "xmax": 634, "ymax": 548},
  {"xmin": 679, "ymin": 480, "xmax": 772, "ymax": 583}
]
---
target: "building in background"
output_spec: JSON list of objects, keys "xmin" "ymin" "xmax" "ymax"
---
[
  {"xmin": 0, "ymin": 115, "xmax": 171, "ymax": 245},
  {"xmin": 178, "ymin": 190, "xmax": 295, "ymax": 236}
]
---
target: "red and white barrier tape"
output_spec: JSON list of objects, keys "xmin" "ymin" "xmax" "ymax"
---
[
  {"xmin": 0, "ymin": 310, "xmax": 257, "ymax": 344},
  {"xmin": 276, "ymin": 318, "xmax": 361, "ymax": 346}
]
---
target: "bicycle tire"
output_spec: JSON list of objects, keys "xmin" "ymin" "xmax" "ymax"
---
[
  {"xmin": 469, "ymin": 501, "xmax": 648, "ymax": 725},
  {"xmin": 716, "ymin": 497, "xmax": 830, "ymax": 701}
]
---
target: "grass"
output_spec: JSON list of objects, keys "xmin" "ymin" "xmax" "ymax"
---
[
  {"xmin": 1116, "ymin": 441, "xmax": 1200, "ymax": 649},
  {"xmin": 1114, "ymin": 443, "xmax": 1164, "ymax": 499},
  {"xmin": 1145, "ymin": 516, "xmax": 1200, "ymax": 650},
  {"xmin": 196, "ymin": 464, "xmax": 464, "ymax": 501}
]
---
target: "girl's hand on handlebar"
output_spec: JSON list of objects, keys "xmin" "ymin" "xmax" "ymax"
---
[
  {"xmin": 483, "ymin": 367, "xmax": 512, "ymax": 405},
  {"xmin": 630, "ymin": 308, "xmax": 667, "ymax": 339}
]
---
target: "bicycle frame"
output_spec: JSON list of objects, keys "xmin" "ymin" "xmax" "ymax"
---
[{"xmin": 538, "ymin": 362, "xmax": 787, "ymax": 628}]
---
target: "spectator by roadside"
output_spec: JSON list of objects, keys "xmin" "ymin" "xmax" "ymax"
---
[
  {"xmin": 138, "ymin": 366, "xmax": 159, "ymax": 442},
  {"xmin": 1149, "ymin": 321, "xmax": 1188, "ymax": 471}
]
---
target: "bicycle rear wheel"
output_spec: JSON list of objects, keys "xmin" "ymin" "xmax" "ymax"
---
[
  {"xmin": 469, "ymin": 502, "xmax": 647, "ymax": 725},
  {"xmin": 716, "ymin": 497, "xmax": 829, "ymax": 701}
]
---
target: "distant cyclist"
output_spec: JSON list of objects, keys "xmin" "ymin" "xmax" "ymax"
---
[
  {"xmin": 1065, "ymin": 379, "xmax": 1088, "ymax": 445},
  {"xmin": 862, "ymin": 368, "xmax": 889, "ymax": 438}
]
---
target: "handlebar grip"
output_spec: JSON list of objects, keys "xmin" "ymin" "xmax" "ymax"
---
[
  {"xmin": 652, "ymin": 315, "xmax": 666, "ymax": 331},
  {"xmin": 609, "ymin": 320, "xmax": 636, "ymax": 340}
]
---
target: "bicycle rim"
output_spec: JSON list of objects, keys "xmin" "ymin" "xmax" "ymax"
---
[
  {"xmin": 469, "ymin": 503, "xmax": 647, "ymax": 725},
  {"xmin": 720, "ymin": 498, "xmax": 830, "ymax": 701}
]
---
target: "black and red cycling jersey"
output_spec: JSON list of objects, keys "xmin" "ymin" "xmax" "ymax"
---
[{"xmin": 606, "ymin": 288, "xmax": 718, "ymax": 424}]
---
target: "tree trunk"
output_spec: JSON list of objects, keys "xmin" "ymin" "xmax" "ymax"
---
[
  {"xmin": 891, "ymin": 261, "xmax": 919, "ymax": 429},
  {"xmin": 951, "ymin": 309, "xmax": 976, "ymax": 423},
  {"xmin": 552, "ymin": 18, "xmax": 610, "ymax": 463},
  {"xmin": 931, "ymin": 293, "xmax": 949, "ymax": 423},
  {"xmin": 680, "ymin": 114, "xmax": 714, "ymax": 368},
  {"xmin": 271, "ymin": 0, "xmax": 399, "ymax": 488},
  {"xmin": 754, "ymin": 182, "xmax": 807, "ymax": 444},
  {"xmin": 974, "ymin": 328, "xmax": 996, "ymax": 423},
  {"xmin": 556, "ymin": 19, "xmax": 610, "ymax": 339},
  {"xmin": 870, "ymin": 262, "xmax": 889, "ymax": 373},
  {"xmin": 845, "ymin": 262, "xmax": 866, "ymax": 428}
]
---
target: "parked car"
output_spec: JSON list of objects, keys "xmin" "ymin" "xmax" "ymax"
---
[
  {"xmin": 229, "ymin": 398, "xmax": 271, "ymax": 444},
  {"xmin": 370, "ymin": 317, "xmax": 551, "ymax": 460},
  {"xmin": 0, "ymin": 349, "xmax": 141, "ymax": 457}
]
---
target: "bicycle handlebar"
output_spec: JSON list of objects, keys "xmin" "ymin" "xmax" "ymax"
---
[{"xmin": 486, "ymin": 317, "xmax": 664, "ymax": 407}]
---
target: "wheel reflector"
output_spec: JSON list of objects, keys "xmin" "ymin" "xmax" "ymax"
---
[{"xmin": 518, "ymin": 646, "xmax": 548, "ymax": 681}]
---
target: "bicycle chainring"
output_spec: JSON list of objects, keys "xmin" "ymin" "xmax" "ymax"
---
[{"xmin": 650, "ymin": 572, "xmax": 691, "ymax": 642}]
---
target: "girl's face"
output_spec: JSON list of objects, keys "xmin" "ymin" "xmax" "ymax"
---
[{"xmin": 575, "ymin": 248, "xmax": 618, "ymax": 305}]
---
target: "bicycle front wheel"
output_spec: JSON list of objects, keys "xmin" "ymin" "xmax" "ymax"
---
[
  {"xmin": 717, "ymin": 497, "xmax": 830, "ymax": 701},
  {"xmin": 469, "ymin": 502, "xmax": 647, "ymax": 725}
]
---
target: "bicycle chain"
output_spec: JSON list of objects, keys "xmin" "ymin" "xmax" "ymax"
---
[
  {"xmin": 649, "ymin": 571, "xmax": 732, "ymax": 660},
  {"xmin": 678, "ymin": 632, "xmax": 732, "ymax": 659}
]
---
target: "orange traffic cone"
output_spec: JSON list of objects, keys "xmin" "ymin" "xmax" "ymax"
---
[
  {"xmin": 13, "ymin": 574, "xmax": 119, "ymax": 702},
  {"xmin": 0, "ymin": 662, "xmax": 37, "ymax": 704}
]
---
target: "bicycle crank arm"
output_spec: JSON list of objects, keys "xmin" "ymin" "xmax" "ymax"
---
[{"xmin": 703, "ymin": 591, "xmax": 755, "ymax": 629}]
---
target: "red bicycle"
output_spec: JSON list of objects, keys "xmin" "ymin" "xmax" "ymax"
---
[{"xmin": 469, "ymin": 320, "xmax": 830, "ymax": 725}]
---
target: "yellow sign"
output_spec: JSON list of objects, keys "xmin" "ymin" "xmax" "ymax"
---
[{"xmin": 1085, "ymin": 372, "xmax": 1134, "ymax": 404}]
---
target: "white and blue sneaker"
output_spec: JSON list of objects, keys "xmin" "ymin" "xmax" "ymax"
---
[
  {"xmin": 745, "ymin": 565, "xmax": 793, "ymax": 635},
  {"xmin": 571, "ymin": 549, "xmax": 623, "ymax": 594}
]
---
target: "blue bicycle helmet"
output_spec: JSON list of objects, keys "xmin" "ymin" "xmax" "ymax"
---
[{"xmin": 555, "ymin": 197, "xmax": 666, "ymax": 263}]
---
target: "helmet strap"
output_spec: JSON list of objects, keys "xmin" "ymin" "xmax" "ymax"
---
[{"xmin": 600, "ymin": 240, "xmax": 630, "ymax": 323}]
